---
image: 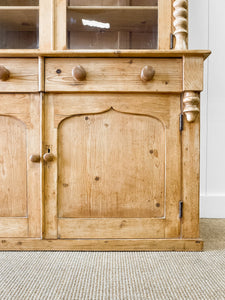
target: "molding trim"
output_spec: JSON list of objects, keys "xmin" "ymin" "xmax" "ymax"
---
[{"xmin": 200, "ymin": 195, "xmax": 225, "ymax": 218}]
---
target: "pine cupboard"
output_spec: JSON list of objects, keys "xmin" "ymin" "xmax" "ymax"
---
[{"xmin": 0, "ymin": 0, "xmax": 210, "ymax": 251}]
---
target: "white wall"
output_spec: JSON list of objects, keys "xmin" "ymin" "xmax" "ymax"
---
[{"xmin": 189, "ymin": 0, "xmax": 225, "ymax": 217}]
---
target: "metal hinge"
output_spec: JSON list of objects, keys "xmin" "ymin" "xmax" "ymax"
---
[
  {"xmin": 179, "ymin": 201, "xmax": 183, "ymax": 219},
  {"xmin": 179, "ymin": 113, "xmax": 184, "ymax": 132},
  {"xmin": 170, "ymin": 33, "xmax": 174, "ymax": 49}
]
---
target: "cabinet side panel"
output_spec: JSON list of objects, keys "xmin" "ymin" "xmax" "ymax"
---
[{"xmin": 182, "ymin": 115, "xmax": 200, "ymax": 238}]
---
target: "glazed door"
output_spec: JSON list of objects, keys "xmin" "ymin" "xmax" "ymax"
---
[
  {"xmin": 44, "ymin": 93, "xmax": 181, "ymax": 239},
  {"xmin": 0, "ymin": 94, "xmax": 41, "ymax": 238}
]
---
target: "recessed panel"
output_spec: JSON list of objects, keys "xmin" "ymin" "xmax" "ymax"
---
[
  {"xmin": 58, "ymin": 109, "xmax": 165, "ymax": 218},
  {"xmin": 0, "ymin": 116, "xmax": 27, "ymax": 217}
]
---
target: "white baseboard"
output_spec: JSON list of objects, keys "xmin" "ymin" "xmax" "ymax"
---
[{"xmin": 200, "ymin": 195, "xmax": 225, "ymax": 218}]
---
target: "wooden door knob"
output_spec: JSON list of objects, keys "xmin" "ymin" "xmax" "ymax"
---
[
  {"xmin": 140, "ymin": 66, "xmax": 155, "ymax": 82},
  {"xmin": 29, "ymin": 154, "xmax": 40, "ymax": 163},
  {"xmin": 0, "ymin": 65, "xmax": 10, "ymax": 81},
  {"xmin": 72, "ymin": 65, "xmax": 86, "ymax": 81},
  {"xmin": 43, "ymin": 153, "xmax": 54, "ymax": 162}
]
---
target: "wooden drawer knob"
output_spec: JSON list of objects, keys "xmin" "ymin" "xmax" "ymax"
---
[
  {"xmin": 72, "ymin": 65, "xmax": 86, "ymax": 81},
  {"xmin": 43, "ymin": 153, "xmax": 54, "ymax": 162},
  {"xmin": 0, "ymin": 65, "xmax": 10, "ymax": 81},
  {"xmin": 140, "ymin": 66, "xmax": 155, "ymax": 82},
  {"xmin": 29, "ymin": 154, "xmax": 40, "ymax": 163}
]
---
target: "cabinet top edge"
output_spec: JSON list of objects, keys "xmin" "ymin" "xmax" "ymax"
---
[{"xmin": 0, "ymin": 50, "xmax": 211, "ymax": 60}]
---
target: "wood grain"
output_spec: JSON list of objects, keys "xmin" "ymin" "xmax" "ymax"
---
[
  {"xmin": 0, "ymin": 94, "xmax": 41, "ymax": 238},
  {"xmin": 58, "ymin": 218, "xmax": 165, "ymax": 239},
  {"xmin": 0, "ymin": 116, "xmax": 27, "ymax": 217},
  {"xmin": 158, "ymin": 0, "xmax": 172, "ymax": 49},
  {"xmin": 183, "ymin": 56, "xmax": 204, "ymax": 91},
  {"xmin": 39, "ymin": 0, "xmax": 52, "ymax": 50},
  {"xmin": 182, "ymin": 113, "xmax": 200, "ymax": 238},
  {"xmin": 0, "ymin": 50, "xmax": 211, "ymax": 59},
  {"xmin": 0, "ymin": 58, "xmax": 38, "ymax": 92},
  {"xmin": 55, "ymin": 0, "xmax": 67, "ymax": 50},
  {"xmin": 0, "ymin": 219, "xmax": 28, "ymax": 238},
  {"xmin": 58, "ymin": 109, "xmax": 165, "ymax": 219},
  {"xmin": 45, "ymin": 93, "xmax": 181, "ymax": 239},
  {"xmin": 0, "ymin": 238, "xmax": 203, "ymax": 251},
  {"xmin": 45, "ymin": 58, "xmax": 182, "ymax": 92}
]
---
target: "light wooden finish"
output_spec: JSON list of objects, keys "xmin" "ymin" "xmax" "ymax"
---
[
  {"xmin": 58, "ymin": 109, "xmax": 165, "ymax": 219},
  {"xmin": 45, "ymin": 58, "xmax": 182, "ymax": 92},
  {"xmin": 45, "ymin": 93, "xmax": 181, "ymax": 240},
  {"xmin": 0, "ymin": 238, "xmax": 203, "ymax": 251},
  {"xmin": 183, "ymin": 92, "xmax": 200, "ymax": 123},
  {"xmin": 55, "ymin": 0, "xmax": 67, "ymax": 50},
  {"xmin": 173, "ymin": 0, "xmax": 188, "ymax": 50},
  {"xmin": 0, "ymin": 0, "xmax": 209, "ymax": 251},
  {"xmin": 158, "ymin": 0, "xmax": 172, "ymax": 49},
  {"xmin": 39, "ymin": 0, "xmax": 52, "ymax": 50},
  {"xmin": 0, "ymin": 50, "xmax": 211, "ymax": 59},
  {"xmin": 0, "ymin": 94, "xmax": 41, "ymax": 238},
  {"xmin": 182, "ymin": 109, "xmax": 200, "ymax": 239},
  {"xmin": 58, "ymin": 219, "xmax": 165, "ymax": 239},
  {"xmin": 38, "ymin": 56, "xmax": 45, "ymax": 91},
  {"xmin": 0, "ymin": 116, "xmax": 27, "ymax": 217},
  {"xmin": 0, "ymin": 58, "xmax": 38, "ymax": 92},
  {"xmin": 183, "ymin": 56, "xmax": 204, "ymax": 91},
  {"xmin": 0, "ymin": 219, "xmax": 28, "ymax": 238}
]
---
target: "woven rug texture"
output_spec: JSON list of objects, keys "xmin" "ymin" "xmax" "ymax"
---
[{"xmin": 0, "ymin": 219, "xmax": 225, "ymax": 300}]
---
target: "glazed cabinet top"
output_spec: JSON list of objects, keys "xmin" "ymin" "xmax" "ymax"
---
[{"xmin": 0, "ymin": 0, "xmax": 189, "ymax": 51}]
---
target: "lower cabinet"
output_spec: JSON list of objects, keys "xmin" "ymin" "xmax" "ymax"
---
[
  {"xmin": 0, "ymin": 92, "xmax": 202, "ymax": 250},
  {"xmin": 0, "ymin": 94, "xmax": 41, "ymax": 238},
  {"xmin": 44, "ymin": 93, "xmax": 182, "ymax": 240}
]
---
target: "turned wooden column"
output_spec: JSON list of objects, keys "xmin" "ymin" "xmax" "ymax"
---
[{"xmin": 173, "ymin": 0, "xmax": 188, "ymax": 50}]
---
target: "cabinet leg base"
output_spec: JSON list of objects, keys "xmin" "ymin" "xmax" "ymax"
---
[{"xmin": 0, "ymin": 238, "xmax": 203, "ymax": 251}]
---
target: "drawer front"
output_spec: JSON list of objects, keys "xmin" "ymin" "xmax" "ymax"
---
[
  {"xmin": 45, "ymin": 58, "xmax": 183, "ymax": 92},
  {"xmin": 0, "ymin": 58, "xmax": 38, "ymax": 92}
]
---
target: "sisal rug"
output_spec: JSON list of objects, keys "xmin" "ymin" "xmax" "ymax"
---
[{"xmin": 0, "ymin": 219, "xmax": 225, "ymax": 300}]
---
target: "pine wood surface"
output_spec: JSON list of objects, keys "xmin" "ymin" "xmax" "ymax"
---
[
  {"xmin": 45, "ymin": 58, "xmax": 182, "ymax": 92},
  {"xmin": 0, "ymin": 0, "xmax": 210, "ymax": 250},
  {"xmin": 0, "ymin": 94, "xmax": 41, "ymax": 238},
  {"xmin": 0, "ymin": 50, "xmax": 211, "ymax": 58},
  {"xmin": 44, "ymin": 93, "xmax": 181, "ymax": 240},
  {"xmin": 0, "ymin": 238, "xmax": 203, "ymax": 251},
  {"xmin": 0, "ymin": 58, "xmax": 38, "ymax": 92}
]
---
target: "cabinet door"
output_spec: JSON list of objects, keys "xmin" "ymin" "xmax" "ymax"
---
[
  {"xmin": 0, "ymin": 94, "xmax": 41, "ymax": 238},
  {"xmin": 44, "ymin": 93, "xmax": 181, "ymax": 239}
]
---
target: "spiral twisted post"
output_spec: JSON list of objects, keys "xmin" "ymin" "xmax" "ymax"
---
[{"xmin": 173, "ymin": 0, "xmax": 188, "ymax": 50}]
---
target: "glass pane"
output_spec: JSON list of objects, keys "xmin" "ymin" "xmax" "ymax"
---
[
  {"xmin": 67, "ymin": 7, "xmax": 158, "ymax": 49},
  {"xmin": 0, "ymin": 0, "xmax": 39, "ymax": 5},
  {"xmin": 0, "ymin": 8, "xmax": 39, "ymax": 49},
  {"xmin": 68, "ymin": 0, "xmax": 158, "ymax": 6}
]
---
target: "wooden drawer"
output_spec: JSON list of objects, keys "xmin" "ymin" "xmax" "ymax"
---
[
  {"xmin": 0, "ymin": 58, "xmax": 38, "ymax": 92},
  {"xmin": 45, "ymin": 58, "xmax": 183, "ymax": 92}
]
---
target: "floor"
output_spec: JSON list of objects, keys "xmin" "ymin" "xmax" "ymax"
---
[{"xmin": 0, "ymin": 219, "xmax": 225, "ymax": 300}]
